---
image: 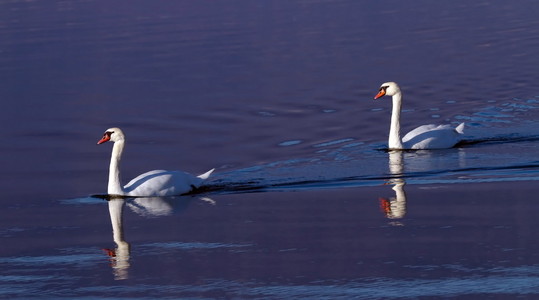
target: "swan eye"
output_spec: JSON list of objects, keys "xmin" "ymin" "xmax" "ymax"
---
[{"xmin": 380, "ymin": 86, "xmax": 388, "ymax": 92}]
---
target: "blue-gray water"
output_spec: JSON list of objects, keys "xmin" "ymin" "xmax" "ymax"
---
[{"xmin": 2, "ymin": 1, "xmax": 539, "ymax": 299}]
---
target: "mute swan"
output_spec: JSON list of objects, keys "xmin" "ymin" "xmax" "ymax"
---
[
  {"xmin": 374, "ymin": 82, "xmax": 465, "ymax": 150},
  {"xmin": 97, "ymin": 127, "xmax": 214, "ymax": 197}
]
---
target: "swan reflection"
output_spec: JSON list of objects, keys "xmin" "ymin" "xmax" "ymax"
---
[
  {"xmin": 379, "ymin": 151, "xmax": 407, "ymax": 223},
  {"xmin": 103, "ymin": 197, "xmax": 130, "ymax": 280},
  {"xmin": 103, "ymin": 195, "xmax": 214, "ymax": 280}
]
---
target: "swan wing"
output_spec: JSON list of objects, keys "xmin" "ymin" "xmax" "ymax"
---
[
  {"xmin": 402, "ymin": 124, "xmax": 443, "ymax": 142},
  {"xmin": 124, "ymin": 170, "xmax": 206, "ymax": 197},
  {"xmin": 402, "ymin": 123, "xmax": 464, "ymax": 149}
]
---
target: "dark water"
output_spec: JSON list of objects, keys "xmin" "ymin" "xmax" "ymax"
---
[{"xmin": 2, "ymin": 0, "xmax": 539, "ymax": 298}]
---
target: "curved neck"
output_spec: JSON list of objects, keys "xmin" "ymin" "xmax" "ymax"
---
[
  {"xmin": 388, "ymin": 92, "xmax": 404, "ymax": 149},
  {"xmin": 108, "ymin": 141, "xmax": 125, "ymax": 195}
]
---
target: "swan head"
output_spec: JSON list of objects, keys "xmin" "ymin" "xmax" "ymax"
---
[
  {"xmin": 97, "ymin": 127, "xmax": 125, "ymax": 144},
  {"xmin": 374, "ymin": 82, "xmax": 401, "ymax": 99}
]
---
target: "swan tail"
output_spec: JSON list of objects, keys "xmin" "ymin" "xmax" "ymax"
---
[
  {"xmin": 455, "ymin": 122, "xmax": 465, "ymax": 134},
  {"xmin": 197, "ymin": 168, "xmax": 215, "ymax": 180}
]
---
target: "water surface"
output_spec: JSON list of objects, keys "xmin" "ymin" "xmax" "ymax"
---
[{"xmin": 2, "ymin": 0, "xmax": 539, "ymax": 298}]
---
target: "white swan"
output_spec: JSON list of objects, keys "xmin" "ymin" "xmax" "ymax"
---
[
  {"xmin": 97, "ymin": 127, "xmax": 214, "ymax": 197},
  {"xmin": 374, "ymin": 82, "xmax": 465, "ymax": 150}
]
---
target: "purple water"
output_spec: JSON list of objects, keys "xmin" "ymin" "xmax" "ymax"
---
[{"xmin": 2, "ymin": 0, "xmax": 539, "ymax": 298}]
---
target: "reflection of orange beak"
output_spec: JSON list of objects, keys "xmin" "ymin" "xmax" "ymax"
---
[
  {"xmin": 379, "ymin": 197, "xmax": 391, "ymax": 214},
  {"xmin": 102, "ymin": 248, "xmax": 116, "ymax": 257},
  {"xmin": 97, "ymin": 135, "xmax": 110, "ymax": 145},
  {"xmin": 374, "ymin": 90, "xmax": 386, "ymax": 100}
]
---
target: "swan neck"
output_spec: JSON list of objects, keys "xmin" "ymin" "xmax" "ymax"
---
[
  {"xmin": 108, "ymin": 141, "xmax": 125, "ymax": 195},
  {"xmin": 389, "ymin": 92, "xmax": 404, "ymax": 149}
]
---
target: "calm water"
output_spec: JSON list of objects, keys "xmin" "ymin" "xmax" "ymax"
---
[{"xmin": 2, "ymin": 0, "xmax": 539, "ymax": 298}]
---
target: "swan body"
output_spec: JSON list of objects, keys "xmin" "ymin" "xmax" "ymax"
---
[
  {"xmin": 374, "ymin": 82, "xmax": 465, "ymax": 150},
  {"xmin": 97, "ymin": 127, "xmax": 214, "ymax": 197}
]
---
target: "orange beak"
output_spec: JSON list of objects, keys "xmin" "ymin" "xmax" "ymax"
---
[
  {"xmin": 374, "ymin": 90, "xmax": 386, "ymax": 100},
  {"xmin": 97, "ymin": 135, "xmax": 110, "ymax": 145}
]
